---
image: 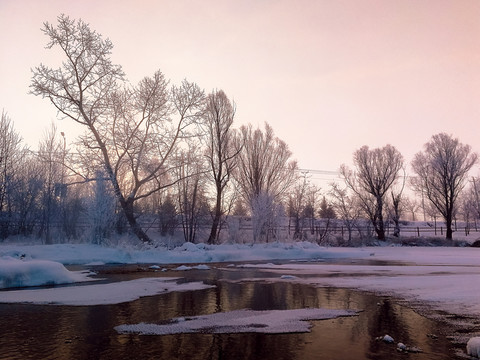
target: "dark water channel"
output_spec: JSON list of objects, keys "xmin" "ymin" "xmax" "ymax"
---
[{"xmin": 0, "ymin": 264, "xmax": 465, "ymax": 360}]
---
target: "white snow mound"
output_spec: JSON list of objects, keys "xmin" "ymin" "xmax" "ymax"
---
[
  {"xmin": 467, "ymin": 337, "xmax": 480, "ymax": 358},
  {"xmin": 0, "ymin": 257, "xmax": 90, "ymax": 289},
  {"xmin": 115, "ymin": 308, "xmax": 358, "ymax": 335}
]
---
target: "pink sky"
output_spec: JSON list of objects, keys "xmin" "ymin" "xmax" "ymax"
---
[{"xmin": 1, "ymin": 0, "xmax": 479, "ymax": 183}]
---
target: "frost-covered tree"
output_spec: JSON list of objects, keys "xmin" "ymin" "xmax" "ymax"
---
[
  {"xmin": 251, "ymin": 191, "xmax": 283, "ymax": 243},
  {"xmin": 234, "ymin": 123, "xmax": 296, "ymax": 243},
  {"xmin": 87, "ymin": 170, "xmax": 116, "ymax": 244},
  {"xmin": 30, "ymin": 15, "xmax": 204, "ymax": 243},
  {"xmin": 234, "ymin": 123, "xmax": 297, "ymax": 205},
  {"xmin": 341, "ymin": 145, "xmax": 404, "ymax": 240},
  {"xmin": 412, "ymin": 133, "xmax": 478, "ymax": 240}
]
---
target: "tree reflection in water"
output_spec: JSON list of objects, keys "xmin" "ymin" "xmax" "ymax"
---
[{"xmin": 0, "ymin": 266, "xmax": 464, "ymax": 359}]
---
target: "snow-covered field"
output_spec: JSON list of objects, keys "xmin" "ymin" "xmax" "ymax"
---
[{"xmin": 1, "ymin": 240, "xmax": 480, "ymax": 355}]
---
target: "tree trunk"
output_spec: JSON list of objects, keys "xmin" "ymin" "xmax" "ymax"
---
[
  {"xmin": 446, "ymin": 213, "xmax": 453, "ymax": 240},
  {"xmin": 375, "ymin": 197, "xmax": 386, "ymax": 241},
  {"xmin": 393, "ymin": 218, "xmax": 400, "ymax": 237},
  {"xmin": 121, "ymin": 198, "xmax": 152, "ymax": 244},
  {"xmin": 376, "ymin": 227, "xmax": 386, "ymax": 241},
  {"xmin": 208, "ymin": 184, "xmax": 223, "ymax": 245}
]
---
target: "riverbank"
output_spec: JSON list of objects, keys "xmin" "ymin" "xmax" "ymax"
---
[{"xmin": 1, "ymin": 242, "xmax": 480, "ymax": 357}]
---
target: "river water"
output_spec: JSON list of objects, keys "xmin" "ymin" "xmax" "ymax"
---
[{"xmin": 0, "ymin": 263, "xmax": 466, "ymax": 359}]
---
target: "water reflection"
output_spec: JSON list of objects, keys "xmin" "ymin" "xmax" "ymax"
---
[{"xmin": 0, "ymin": 266, "xmax": 464, "ymax": 359}]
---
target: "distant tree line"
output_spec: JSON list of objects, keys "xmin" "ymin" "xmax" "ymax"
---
[{"xmin": 0, "ymin": 15, "xmax": 478, "ymax": 245}]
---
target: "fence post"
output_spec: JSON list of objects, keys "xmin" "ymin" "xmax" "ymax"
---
[
  {"xmin": 441, "ymin": 227, "xmax": 443, "ymax": 235},
  {"xmin": 417, "ymin": 227, "xmax": 420, "ymax": 237}
]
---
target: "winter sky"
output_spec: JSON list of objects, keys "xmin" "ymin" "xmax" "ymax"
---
[{"xmin": 1, "ymin": 0, "xmax": 479, "ymax": 177}]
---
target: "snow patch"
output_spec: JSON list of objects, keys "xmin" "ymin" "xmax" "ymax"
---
[
  {"xmin": 175, "ymin": 264, "xmax": 211, "ymax": 271},
  {"xmin": 0, "ymin": 277, "xmax": 215, "ymax": 305},
  {"xmin": 115, "ymin": 308, "xmax": 358, "ymax": 335},
  {"xmin": 0, "ymin": 257, "xmax": 92, "ymax": 289}
]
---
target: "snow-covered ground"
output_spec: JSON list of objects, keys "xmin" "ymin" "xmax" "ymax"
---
[{"xmin": 1, "ymin": 240, "xmax": 480, "ymax": 352}]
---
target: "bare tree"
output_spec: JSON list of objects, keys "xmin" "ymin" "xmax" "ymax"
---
[
  {"xmin": 412, "ymin": 133, "xmax": 478, "ymax": 240},
  {"xmin": 158, "ymin": 193, "xmax": 177, "ymax": 237},
  {"xmin": 287, "ymin": 173, "xmax": 309, "ymax": 240},
  {"xmin": 174, "ymin": 147, "xmax": 209, "ymax": 244},
  {"xmin": 37, "ymin": 123, "xmax": 65, "ymax": 243},
  {"xmin": 235, "ymin": 122, "xmax": 297, "ymax": 204},
  {"xmin": 469, "ymin": 176, "xmax": 480, "ymax": 221},
  {"xmin": 341, "ymin": 145, "xmax": 404, "ymax": 240},
  {"xmin": 234, "ymin": 122, "xmax": 297, "ymax": 242},
  {"xmin": 386, "ymin": 167, "xmax": 406, "ymax": 237},
  {"xmin": 0, "ymin": 111, "xmax": 23, "ymax": 238},
  {"xmin": 330, "ymin": 183, "xmax": 361, "ymax": 245},
  {"xmin": 402, "ymin": 196, "xmax": 420, "ymax": 222},
  {"xmin": 202, "ymin": 90, "xmax": 239, "ymax": 244},
  {"xmin": 30, "ymin": 15, "xmax": 204, "ymax": 243},
  {"xmin": 303, "ymin": 183, "xmax": 321, "ymax": 236},
  {"xmin": 10, "ymin": 152, "xmax": 43, "ymax": 236}
]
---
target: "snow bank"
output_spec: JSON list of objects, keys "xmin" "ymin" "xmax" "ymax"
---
[
  {"xmin": 174, "ymin": 264, "xmax": 210, "ymax": 271},
  {"xmin": 0, "ymin": 256, "xmax": 91, "ymax": 289},
  {"xmin": 0, "ymin": 241, "xmax": 358, "ymax": 266},
  {"xmin": 0, "ymin": 277, "xmax": 214, "ymax": 305},
  {"xmin": 115, "ymin": 308, "xmax": 358, "ymax": 335},
  {"xmin": 3, "ymin": 241, "xmax": 480, "ymax": 323}
]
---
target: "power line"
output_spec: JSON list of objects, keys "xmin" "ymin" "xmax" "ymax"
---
[{"xmin": 297, "ymin": 168, "xmax": 340, "ymax": 176}]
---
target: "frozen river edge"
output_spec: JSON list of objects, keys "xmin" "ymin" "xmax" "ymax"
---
[{"xmin": 1, "ymin": 242, "xmax": 480, "ymax": 356}]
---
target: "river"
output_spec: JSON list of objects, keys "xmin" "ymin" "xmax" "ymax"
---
[{"xmin": 0, "ymin": 263, "xmax": 466, "ymax": 359}]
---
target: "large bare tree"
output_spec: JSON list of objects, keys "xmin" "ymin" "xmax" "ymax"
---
[
  {"xmin": 341, "ymin": 144, "xmax": 404, "ymax": 240},
  {"xmin": 30, "ymin": 15, "xmax": 204, "ymax": 243},
  {"xmin": 412, "ymin": 133, "xmax": 478, "ymax": 240},
  {"xmin": 234, "ymin": 122, "xmax": 297, "ymax": 242},
  {"xmin": 202, "ymin": 90, "xmax": 239, "ymax": 244}
]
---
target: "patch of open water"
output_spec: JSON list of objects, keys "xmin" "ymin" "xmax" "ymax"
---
[{"xmin": 0, "ymin": 263, "xmax": 466, "ymax": 359}]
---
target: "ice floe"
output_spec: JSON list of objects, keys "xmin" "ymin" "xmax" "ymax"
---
[{"xmin": 115, "ymin": 308, "xmax": 359, "ymax": 335}]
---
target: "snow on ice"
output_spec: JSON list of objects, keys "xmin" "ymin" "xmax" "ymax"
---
[
  {"xmin": 0, "ymin": 277, "xmax": 214, "ymax": 305},
  {"xmin": 115, "ymin": 308, "xmax": 359, "ymax": 335}
]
